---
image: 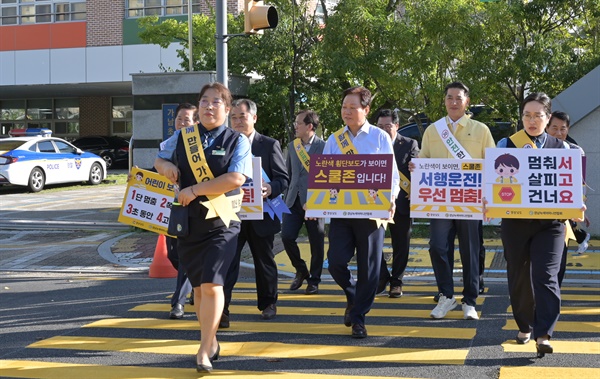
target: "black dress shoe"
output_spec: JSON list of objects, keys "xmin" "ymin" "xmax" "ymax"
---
[
  {"xmin": 305, "ymin": 284, "xmax": 319, "ymax": 295},
  {"xmin": 389, "ymin": 285, "xmax": 403, "ymax": 298},
  {"xmin": 536, "ymin": 342, "xmax": 553, "ymax": 357},
  {"xmin": 261, "ymin": 304, "xmax": 277, "ymax": 320},
  {"xmin": 196, "ymin": 362, "xmax": 213, "ymax": 373},
  {"xmin": 218, "ymin": 313, "xmax": 230, "ymax": 329},
  {"xmin": 515, "ymin": 332, "xmax": 531, "ymax": 344},
  {"xmin": 209, "ymin": 343, "xmax": 220, "ymax": 362},
  {"xmin": 343, "ymin": 304, "xmax": 353, "ymax": 327},
  {"xmin": 169, "ymin": 304, "xmax": 184, "ymax": 319},
  {"xmin": 351, "ymin": 323, "xmax": 367, "ymax": 338},
  {"xmin": 290, "ymin": 272, "xmax": 309, "ymax": 291}
]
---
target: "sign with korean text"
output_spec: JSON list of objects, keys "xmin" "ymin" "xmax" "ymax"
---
[
  {"xmin": 410, "ymin": 158, "xmax": 484, "ymax": 220},
  {"xmin": 483, "ymin": 148, "xmax": 584, "ymax": 219},
  {"xmin": 305, "ymin": 154, "xmax": 394, "ymax": 219},
  {"xmin": 162, "ymin": 103, "xmax": 178, "ymax": 142},
  {"xmin": 239, "ymin": 157, "xmax": 264, "ymax": 220},
  {"xmin": 118, "ymin": 167, "xmax": 176, "ymax": 234}
]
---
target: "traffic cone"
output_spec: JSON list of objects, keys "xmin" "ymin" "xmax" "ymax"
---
[{"xmin": 149, "ymin": 234, "xmax": 178, "ymax": 278}]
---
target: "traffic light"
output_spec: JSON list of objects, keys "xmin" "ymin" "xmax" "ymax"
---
[{"xmin": 244, "ymin": 0, "xmax": 278, "ymax": 35}]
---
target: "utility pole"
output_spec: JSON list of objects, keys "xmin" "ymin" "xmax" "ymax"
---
[
  {"xmin": 216, "ymin": 0, "xmax": 227, "ymax": 86},
  {"xmin": 187, "ymin": 0, "xmax": 193, "ymax": 71}
]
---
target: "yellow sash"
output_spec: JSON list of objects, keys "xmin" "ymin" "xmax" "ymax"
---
[
  {"xmin": 181, "ymin": 125, "xmax": 242, "ymax": 227},
  {"xmin": 333, "ymin": 128, "xmax": 358, "ymax": 154},
  {"xmin": 293, "ymin": 138, "xmax": 311, "ymax": 172},
  {"xmin": 399, "ymin": 171, "xmax": 410, "ymax": 195},
  {"xmin": 509, "ymin": 130, "xmax": 537, "ymax": 149}
]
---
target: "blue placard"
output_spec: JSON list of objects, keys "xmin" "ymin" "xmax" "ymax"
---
[{"xmin": 162, "ymin": 104, "xmax": 178, "ymax": 141}]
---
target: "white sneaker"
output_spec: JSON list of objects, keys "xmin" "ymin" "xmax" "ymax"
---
[
  {"xmin": 430, "ymin": 294, "xmax": 458, "ymax": 319},
  {"xmin": 462, "ymin": 303, "xmax": 479, "ymax": 320},
  {"xmin": 576, "ymin": 233, "xmax": 591, "ymax": 254}
]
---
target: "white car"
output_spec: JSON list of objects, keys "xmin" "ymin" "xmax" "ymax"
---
[{"xmin": 0, "ymin": 136, "xmax": 107, "ymax": 192}]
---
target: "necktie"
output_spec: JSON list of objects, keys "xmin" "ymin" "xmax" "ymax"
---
[
  {"xmin": 202, "ymin": 132, "xmax": 212, "ymax": 149},
  {"xmin": 534, "ymin": 137, "xmax": 542, "ymax": 148}
]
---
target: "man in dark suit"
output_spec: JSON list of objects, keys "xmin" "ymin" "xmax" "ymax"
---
[
  {"xmin": 376, "ymin": 109, "xmax": 419, "ymax": 298},
  {"xmin": 222, "ymin": 98, "xmax": 289, "ymax": 326},
  {"xmin": 282, "ymin": 110, "xmax": 326, "ymax": 295}
]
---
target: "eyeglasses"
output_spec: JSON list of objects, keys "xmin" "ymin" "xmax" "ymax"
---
[
  {"xmin": 199, "ymin": 98, "xmax": 224, "ymax": 108},
  {"xmin": 377, "ymin": 123, "xmax": 396, "ymax": 129},
  {"xmin": 522, "ymin": 113, "xmax": 547, "ymax": 122}
]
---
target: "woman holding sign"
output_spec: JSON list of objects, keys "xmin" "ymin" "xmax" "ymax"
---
[
  {"xmin": 495, "ymin": 92, "xmax": 583, "ymax": 357},
  {"xmin": 154, "ymin": 83, "xmax": 252, "ymax": 372}
]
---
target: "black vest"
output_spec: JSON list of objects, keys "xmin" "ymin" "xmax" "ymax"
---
[{"xmin": 175, "ymin": 126, "xmax": 242, "ymax": 223}]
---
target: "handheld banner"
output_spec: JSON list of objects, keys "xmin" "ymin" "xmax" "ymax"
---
[
  {"xmin": 118, "ymin": 167, "xmax": 176, "ymax": 234},
  {"xmin": 483, "ymin": 148, "xmax": 584, "ymax": 219},
  {"xmin": 239, "ymin": 157, "xmax": 264, "ymax": 220},
  {"xmin": 305, "ymin": 154, "xmax": 394, "ymax": 219},
  {"xmin": 410, "ymin": 158, "xmax": 484, "ymax": 220}
]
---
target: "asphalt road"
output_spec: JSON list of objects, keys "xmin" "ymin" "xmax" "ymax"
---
[{"xmin": 0, "ymin": 181, "xmax": 599, "ymax": 379}]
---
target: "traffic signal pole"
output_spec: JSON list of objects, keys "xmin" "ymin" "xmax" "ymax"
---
[{"xmin": 216, "ymin": 0, "xmax": 228, "ymax": 87}]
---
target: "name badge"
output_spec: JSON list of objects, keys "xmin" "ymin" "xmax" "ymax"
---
[{"xmin": 212, "ymin": 149, "xmax": 226, "ymax": 156}]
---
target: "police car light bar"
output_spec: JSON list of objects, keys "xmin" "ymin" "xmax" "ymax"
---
[{"xmin": 8, "ymin": 128, "xmax": 52, "ymax": 137}]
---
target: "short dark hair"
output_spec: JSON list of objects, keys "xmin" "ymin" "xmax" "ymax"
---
[
  {"xmin": 549, "ymin": 111, "xmax": 570, "ymax": 128},
  {"xmin": 494, "ymin": 153, "xmax": 520, "ymax": 169},
  {"xmin": 299, "ymin": 110, "xmax": 319, "ymax": 130},
  {"xmin": 444, "ymin": 81, "xmax": 470, "ymax": 97},
  {"xmin": 231, "ymin": 98, "xmax": 258, "ymax": 115},
  {"xmin": 376, "ymin": 109, "xmax": 399, "ymax": 125},
  {"xmin": 522, "ymin": 92, "xmax": 551, "ymax": 115},
  {"xmin": 198, "ymin": 82, "xmax": 232, "ymax": 108},
  {"xmin": 175, "ymin": 103, "xmax": 198, "ymax": 122},
  {"xmin": 342, "ymin": 86, "xmax": 372, "ymax": 108}
]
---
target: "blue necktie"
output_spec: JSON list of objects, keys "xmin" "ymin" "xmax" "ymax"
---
[{"xmin": 202, "ymin": 132, "xmax": 212, "ymax": 149}]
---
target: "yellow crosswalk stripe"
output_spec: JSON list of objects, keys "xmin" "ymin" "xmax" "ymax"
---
[
  {"xmin": 507, "ymin": 305, "xmax": 600, "ymax": 316},
  {"xmin": 232, "ymin": 292, "xmax": 486, "ymax": 305},
  {"xmin": 501, "ymin": 340, "xmax": 600, "ymax": 354},
  {"xmin": 560, "ymin": 286, "xmax": 600, "ymax": 292},
  {"xmin": 0, "ymin": 360, "xmax": 423, "ymax": 379},
  {"xmin": 132, "ymin": 303, "xmax": 478, "ymax": 320},
  {"xmin": 561, "ymin": 293, "xmax": 600, "ymax": 301},
  {"xmin": 84, "ymin": 318, "xmax": 477, "ymax": 339},
  {"xmin": 28, "ymin": 336, "xmax": 469, "ymax": 365},
  {"xmin": 503, "ymin": 319, "xmax": 600, "ymax": 333},
  {"xmin": 500, "ymin": 366, "xmax": 600, "ymax": 378},
  {"xmin": 228, "ymin": 282, "xmax": 443, "ymax": 293}
]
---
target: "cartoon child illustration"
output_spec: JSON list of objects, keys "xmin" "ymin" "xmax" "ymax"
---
[
  {"xmin": 367, "ymin": 188, "xmax": 379, "ymax": 204},
  {"xmin": 135, "ymin": 172, "xmax": 144, "ymax": 182},
  {"xmin": 494, "ymin": 153, "xmax": 520, "ymax": 184},
  {"xmin": 329, "ymin": 187, "xmax": 340, "ymax": 204}
]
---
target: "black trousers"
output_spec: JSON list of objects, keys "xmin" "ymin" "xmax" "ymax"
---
[
  {"xmin": 429, "ymin": 219, "xmax": 480, "ymax": 306},
  {"xmin": 166, "ymin": 236, "xmax": 192, "ymax": 307},
  {"xmin": 380, "ymin": 215, "xmax": 411, "ymax": 286},
  {"xmin": 281, "ymin": 197, "xmax": 325, "ymax": 285},
  {"xmin": 327, "ymin": 218, "xmax": 384, "ymax": 325},
  {"xmin": 223, "ymin": 221, "xmax": 278, "ymax": 312},
  {"xmin": 501, "ymin": 219, "xmax": 564, "ymax": 339}
]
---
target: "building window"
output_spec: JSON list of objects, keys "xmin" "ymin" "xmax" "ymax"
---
[
  {"xmin": 126, "ymin": 0, "xmax": 201, "ymax": 18},
  {"xmin": 0, "ymin": 98, "xmax": 79, "ymax": 138},
  {"xmin": 112, "ymin": 97, "xmax": 133, "ymax": 135},
  {"xmin": 0, "ymin": 0, "xmax": 85, "ymax": 25}
]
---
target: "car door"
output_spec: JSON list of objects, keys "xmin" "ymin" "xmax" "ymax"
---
[
  {"xmin": 54, "ymin": 140, "xmax": 87, "ymax": 182},
  {"xmin": 35, "ymin": 140, "xmax": 61, "ymax": 184}
]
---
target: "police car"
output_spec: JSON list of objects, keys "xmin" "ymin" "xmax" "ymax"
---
[{"xmin": 0, "ymin": 129, "xmax": 107, "ymax": 192}]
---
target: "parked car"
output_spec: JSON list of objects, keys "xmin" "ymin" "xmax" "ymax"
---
[
  {"xmin": 397, "ymin": 106, "xmax": 514, "ymax": 147},
  {"xmin": 0, "ymin": 136, "xmax": 107, "ymax": 192},
  {"xmin": 72, "ymin": 136, "xmax": 130, "ymax": 169}
]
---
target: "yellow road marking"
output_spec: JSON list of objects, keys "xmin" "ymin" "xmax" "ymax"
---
[
  {"xmin": 84, "ymin": 318, "xmax": 477, "ymax": 339},
  {"xmin": 500, "ymin": 366, "xmax": 600, "ymax": 378},
  {"xmin": 561, "ymin": 293, "xmax": 600, "ymax": 301},
  {"xmin": 232, "ymin": 292, "xmax": 486, "ymax": 305},
  {"xmin": 230, "ymin": 282, "xmax": 443, "ymax": 293},
  {"xmin": 131, "ymin": 303, "xmax": 478, "ymax": 320},
  {"xmin": 501, "ymin": 340, "xmax": 600, "ymax": 354},
  {"xmin": 507, "ymin": 305, "xmax": 600, "ymax": 316},
  {"xmin": 503, "ymin": 319, "xmax": 599, "ymax": 333},
  {"xmin": 29, "ymin": 336, "xmax": 468, "ymax": 365},
  {"xmin": 0, "ymin": 360, "xmax": 423, "ymax": 379}
]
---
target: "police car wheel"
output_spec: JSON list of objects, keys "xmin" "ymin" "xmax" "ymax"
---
[
  {"xmin": 28, "ymin": 167, "xmax": 45, "ymax": 192},
  {"xmin": 89, "ymin": 163, "xmax": 103, "ymax": 185}
]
